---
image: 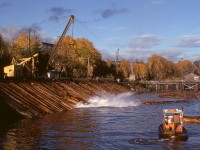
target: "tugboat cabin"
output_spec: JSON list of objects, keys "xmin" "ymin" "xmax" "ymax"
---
[
  {"xmin": 158, "ymin": 108, "xmax": 188, "ymax": 141},
  {"xmin": 163, "ymin": 109, "xmax": 184, "ymax": 134}
]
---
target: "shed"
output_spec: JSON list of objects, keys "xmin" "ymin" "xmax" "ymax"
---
[
  {"xmin": 4, "ymin": 65, "xmax": 23, "ymax": 78},
  {"xmin": 129, "ymin": 74, "xmax": 136, "ymax": 82},
  {"xmin": 184, "ymin": 73, "xmax": 199, "ymax": 81},
  {"xmin": 47, "ymin": 70, "xmax": 59, "ymax": 79}
]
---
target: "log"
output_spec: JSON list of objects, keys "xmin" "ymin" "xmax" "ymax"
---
[
  {"xmin": 183, "ymin": 116, "xmax": 200, "ymax": 123},
  {"xmin": 142, "ymin": 99, "xmax": 190, "ymax": 105}
]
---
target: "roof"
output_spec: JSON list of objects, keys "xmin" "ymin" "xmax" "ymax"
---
[
  {"xmin": 163, "ymin": 109, "xmax": 183, "ymax": 114},
  {"xmin": 185, "ymin": 73, "xmax": 198, "ymax": 78},
  {"xmin": 184, "ymin": 73, "xmax": 199, "ymax": 81}
]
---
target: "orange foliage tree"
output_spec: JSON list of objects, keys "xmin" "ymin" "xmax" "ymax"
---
[
  {"xmin": 119, "ymin": 60, "xmax": 131, "ymax": 79},
  {"xmin": 55, "ymin": 36, "xmax": 101, "ymax": 77},
  {"xmin": 133, "ymin": 62, "xmax": 148, "ymax": 80},
  {"xmin": 176, "ymin": 60, "xmax": 196, "ymax": 78},
  {"xmin": 0, "ymin": 35, "xmax": 11, "ymax": 78},
  {"xmin": 10, "ymin": 33, "xmax": 42, "ymax": 59},
  {"xmin": 147, "ymin": 54, "xmax": 177, "ymax": 80},
  {"xmin": 193, "ymin": 60, "xmax": 200, "ymax": 75}
]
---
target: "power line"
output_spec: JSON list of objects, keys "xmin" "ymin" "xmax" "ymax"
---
[{"xmin": 76, "ymin": 19, "xmax": 112, "ymax": 50}]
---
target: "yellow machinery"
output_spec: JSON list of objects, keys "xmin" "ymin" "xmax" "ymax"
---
[{"xmin": 4, "ymin": 53, "xmax": 39, "ymax": 78}]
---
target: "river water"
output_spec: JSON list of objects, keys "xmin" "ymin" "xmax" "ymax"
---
[{"xmin": 0, "ymin": 92, "xmax": 200, "ymax": 150}]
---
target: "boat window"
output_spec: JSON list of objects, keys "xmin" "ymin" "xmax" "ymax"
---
[{"xmin": 174, "ymin": 114, "xmax": 180, "ymax": 123}]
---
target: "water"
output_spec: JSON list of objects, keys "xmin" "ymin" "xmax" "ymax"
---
[{"xmin": 0, "ymin": 92, "xmax": 200, "ymax": 150}]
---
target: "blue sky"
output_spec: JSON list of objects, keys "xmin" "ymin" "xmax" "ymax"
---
[{"xmin": 1, "ymin": 0, "xmax": 200, "ymax": 62}]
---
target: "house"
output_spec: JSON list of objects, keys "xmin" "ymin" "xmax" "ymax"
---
[
  {"xmin": 41, "ymin": 42, "xmax": 54, "ymax": 53},
  {"xmin": 47, "ymin": 70, "xmax": 59, "ymax": 79},
  {"xmin": 4, "ymin": 65, "xmax": 23, "ymax": 78},
  {"xmin": 184, "ymin": 73, "xmax": 199, "ymax": 81},
  {"xmin": 129, "ymin": 74, "xmax": 136, "ymax": 82}
]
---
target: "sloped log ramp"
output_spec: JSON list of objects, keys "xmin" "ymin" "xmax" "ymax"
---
[{"xmin": 0, "ymin": 81, "xmax": 132, "ymax": 118}]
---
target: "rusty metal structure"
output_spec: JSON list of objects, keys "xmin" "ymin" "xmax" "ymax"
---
[{"xmin": 47, "ymin": 15, "xmax": 74, "ymax": 78}]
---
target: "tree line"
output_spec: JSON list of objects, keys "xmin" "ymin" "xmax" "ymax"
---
[{"xmin": 0, "ymin": 33, "xmax": 200, "ymax": 80}]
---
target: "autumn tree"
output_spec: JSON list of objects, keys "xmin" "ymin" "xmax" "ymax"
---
[
  {"xmin": 93, "ymin": 60, "xmax": 116, "ymax": 79},
  {"xmin": 193, "ymin": 60, "xmax": 200, "ymax": 75},
  {"xmin": 10, "ymin": 33, "xmax": 42, "ymax": 59},
  {"xmin": 176, "ymin": 59, "xmax": 196, "ymax": 78},
  {"xmin": 0, "ymin": 35, "xmax": 11, "ymax": 78},
  {"xmin": 55, "ymin": 36, "xmax": 102, "ymax": 78},
  {"xmin": 133, "ymin": 62, "xmax": 148, "ymax": 80},
  {"xmin": 75, "ymin": 38, "xmax": 101, "ymax": 77},
  {"xmin": 147, "ymin": 54, "xmax": 177, "ymax": 80},
  {"xmin": 118, "ymin": 60, "xmax": 131, "ymax": 79}
]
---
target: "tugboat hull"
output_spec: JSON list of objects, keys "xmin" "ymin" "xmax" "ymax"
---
[{"xmin": 158, "ymin": 124, "xmax": 188, "ymax": 141}]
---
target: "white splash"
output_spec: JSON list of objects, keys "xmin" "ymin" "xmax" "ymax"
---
[{"xmin": 75, "ymin": 92, "xmax": 141, "ymax": 108}]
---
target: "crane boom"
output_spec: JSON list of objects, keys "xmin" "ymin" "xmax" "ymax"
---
[{"xmin": 47, "ymin": 15, "xmax": 74, "ymax": 69}]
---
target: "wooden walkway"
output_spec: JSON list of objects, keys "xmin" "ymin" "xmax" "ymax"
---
[{"xmin": 144, "ymin": 81, "xmax": 200, "ymax": 91}]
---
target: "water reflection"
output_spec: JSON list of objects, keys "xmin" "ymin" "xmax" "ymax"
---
[
  {"xmin": 1, "ymin": 109, "xmax": 102, "ymax": 149},
  {"xmin": 162, "ymin": 140, "xmax": 185, "ymax": 150}
]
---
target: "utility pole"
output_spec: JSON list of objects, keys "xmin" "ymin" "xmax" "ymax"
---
[
  {"xmin": 130, "ymin": 61, "xmax": 133, "ymax": 74},
  {"xmin": 33, "ymin": 29, "xmax": 37, "ymax": 41},
  {"xmin": 180, "ymin": 58, "xmax": 184, "ymax": 80},
  {"xmin": 0, "ymin": 33, "xmax": 2, "ymax": 58},
  {"xmin": 28, "ymin": 29, "xmax": 31, "ymax": 56},
  {"xmin": 87, "ymin": 56, "xmax": 90, "ymax": 77},
  {"xmin": 115, "ymin": 48, "xmax": 119, "ymax": 79}
]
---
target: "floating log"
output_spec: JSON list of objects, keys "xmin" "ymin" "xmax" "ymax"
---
[
  {"xmin": 144, "ymin": 81, "xmax": 200, "ymax": 92},
  {"xmin": 183, "ymin": 116, "xmax": 200, "ymax": 123},
  {"xmin": 142, "ymin": 99, "xmax": 190, "ymax": 105},
  {"xmin": 159, "ymin": 91, "xmax": 200, "ymax": 99}
]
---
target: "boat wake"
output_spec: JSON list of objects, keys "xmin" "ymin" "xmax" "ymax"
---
[
  {"xmin": 75, "ymin": 92, "xmax": 141, "ymax": 108},
  {"xmin": 128, "ymin": 138, "xmax": 159, "ymax": 145}
]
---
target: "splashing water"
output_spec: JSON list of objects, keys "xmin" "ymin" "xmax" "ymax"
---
[{"xmin": 75, "ymin": 92, "xmax": 141, "ymax": 108}]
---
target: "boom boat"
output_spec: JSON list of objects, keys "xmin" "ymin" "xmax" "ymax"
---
[{"xmin": 158, "ymin": 109, "xmax": 188, "ymax": 141}]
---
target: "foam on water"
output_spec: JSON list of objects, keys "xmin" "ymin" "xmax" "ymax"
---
[{"xmin": 75, "ymin": 92, "xmax": 141, "ymax": 108}]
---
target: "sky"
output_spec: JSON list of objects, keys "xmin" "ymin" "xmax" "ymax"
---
[{"xmin": 1, "ymin": 0, "xmax": 200, "ymax": 62}]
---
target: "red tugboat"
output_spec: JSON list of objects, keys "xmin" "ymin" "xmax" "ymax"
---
[{"xmin": 158, "ymin": 109, "xmax": 188, "ymax": 141}]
